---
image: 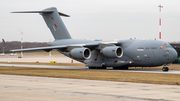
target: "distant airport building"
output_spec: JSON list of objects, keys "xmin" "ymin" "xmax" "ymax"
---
[{"xmin": 171, "ymin": 44, "xmax": 180, "ymax": 64}]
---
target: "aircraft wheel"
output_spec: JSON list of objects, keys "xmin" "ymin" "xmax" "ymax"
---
[
  {"xmin": 102, "ymin": 66, "xmax": 106, "ymax": 69},
  {"xmin": 102, "ymin": 67, "xmax": 106, "ymax": 69},
  {"xmin": 165, "ymin": 67, "xmax": 169, "ymax": 71},
  {"xmin": 162, "ymin": 67, "xmax": 166, "ymax": 71},
  {"xmin": 122, "ymin": 66, "xmax": 129, "ymax": 70},
  {"xmin": 89, "ymin": 67, "xmax": 93, "ymax": 69},
  {"xmin": 162, "ymin": 67, "xmax": 169, "ymax": 72},
  {"xmin": 97, "ymin": 67, "xmax": 103, "ymax": 69},
  {"xmin": 89, "ymin": 67, "xmax": 96, "ymax": 69},
  {"xmin": 113, "ymin": 67, "xmax": 119, "ymax": 70}
]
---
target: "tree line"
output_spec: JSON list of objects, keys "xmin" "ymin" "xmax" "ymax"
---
[{"xmin": 0, "ymin": 41, "xmax": 48, "ymax": 53}]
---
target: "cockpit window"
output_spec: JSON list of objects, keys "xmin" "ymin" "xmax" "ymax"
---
[
  {"xmin": 160, "ymin": 45, "xmax": 163, "ymax": 49},
  {"xmin": 160, "ymin": 43, "xmax": 173, "ymax": 49},
  {"xmin": 164, "ymin": 45, "xmax": 167, "ymax": 49},
  {"xmin": 160, "ymin": 45, "xmax": 172, "ymax": 49},
  {"xmin": 167, "ymin": 45, "xmax": 172, "ymax": 48}
]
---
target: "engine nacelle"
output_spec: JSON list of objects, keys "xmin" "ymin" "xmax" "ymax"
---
[
  {"xmin": 102, "ymin": 46, "xmax": 123, "ymax": 58},
  {"xmin": 70, "ymin": 48, "xmax": 91, "ymax": 59}
]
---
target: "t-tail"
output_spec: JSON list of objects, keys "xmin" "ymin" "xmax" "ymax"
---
[{"xmin": 12, "ymin": 7, "xmax": 72, "ymax": 40}]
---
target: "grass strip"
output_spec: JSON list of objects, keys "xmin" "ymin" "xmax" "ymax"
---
[{"xmin": 0, "ymin": 66, "xmax": 180, "ymax": 86}]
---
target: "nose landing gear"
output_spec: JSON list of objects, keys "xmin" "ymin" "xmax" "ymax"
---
[{"xmin": 162, "ymin": 67, "xmax": 169, "ymax": 72}]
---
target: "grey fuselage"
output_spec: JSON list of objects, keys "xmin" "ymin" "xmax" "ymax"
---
[{"xmin": 48, "ymin": 39, "xmax": 178, "ymax": 68}]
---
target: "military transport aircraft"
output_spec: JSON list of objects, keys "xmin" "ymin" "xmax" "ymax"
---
[{"xmin": 2, "ymin": 7, "xmax": 178, "ymax": 71}]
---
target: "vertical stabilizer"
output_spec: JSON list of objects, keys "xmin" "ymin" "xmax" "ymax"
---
[
  {"xmin": 12, "ymin": 7, "xmax": 72, "ymax": 40},
  {"xmin": 41, "ymin": 7, "xmax": 72, "ymax": 40}
]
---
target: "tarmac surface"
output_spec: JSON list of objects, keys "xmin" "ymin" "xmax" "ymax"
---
[
  {"xmin": 1, "ymin": 74, "xmax": 180, "ymax": 101},
  {"xmin": 0, "ymin": 56, "xmax": 80, "ymax": 63},
  {"xmin": 1, "ymin": 57, "xmax": 180, "ymax": 101},
  {"xmin": 0, "ymin": 63, "xmax": 180, "ymax": 74}
]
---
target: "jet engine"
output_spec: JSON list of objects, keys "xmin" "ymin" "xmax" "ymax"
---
[
  {"xmin": 102, "ymin": 46, "xmax": 123, "ymax": 58},
  {"xmin": 70, "ymin": 48, "xmax": 91, "ymax": 59}
]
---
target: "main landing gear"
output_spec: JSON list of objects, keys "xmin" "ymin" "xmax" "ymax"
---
[
  {"xmin": 162, "ymin": 67, "xmax": 169, "ymax": 72},
  {"xmin": 89, "ymin": 66, "xmax": 106, "ymax": 69},
  {"xmin": 113, "ymin": 66, "xmax": 129, "ymax": 70}
]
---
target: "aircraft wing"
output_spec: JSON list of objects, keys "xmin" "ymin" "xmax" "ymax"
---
[
  {"xmin": 2, "ymin": 39, "xmax": 99, "ymax": 52},
  {"xmin": 2, "ymin": 39, "xmax": 121, "ymax": 53},
  {"xmin": 11, "ymin": 43, "xmax": 99, "ymax": 52},
  {"xmin": 10, "ymin": 45, "xmax": 67, "ymax": 52}
]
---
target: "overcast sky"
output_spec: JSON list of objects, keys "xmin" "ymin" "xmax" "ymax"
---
[{"xmin": 0, "ymin": 0, "xmax": 180, "ymax": 42}]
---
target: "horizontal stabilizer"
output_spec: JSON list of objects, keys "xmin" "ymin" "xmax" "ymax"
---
[
  {"xmin": 11, "ymin": 10, "xmax": 53, "ymax": 13},
  {"xmin": 58, "ymin": 12, "xmax": 70, "ymax": 17},
  {"xmin": 11, "ymin": 10, "xmax": 70, "ymax": 17}
]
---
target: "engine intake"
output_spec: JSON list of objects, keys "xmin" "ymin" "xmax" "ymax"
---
[
  {"xmin": 70, "ymin": 48, "xmax": 91, "ymax": 59},
  {"xmin": 102, "ymin": 46, "xmax": 123, "ymax": 58}
]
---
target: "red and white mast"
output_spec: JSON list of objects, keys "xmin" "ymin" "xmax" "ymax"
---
[
  {"xmin": 21, "ymin": 32, "xmax": 23, "ymax": 57},
  {"xmin": 158, "ymin": 4, "xmax": 163, "ymax": 39}
]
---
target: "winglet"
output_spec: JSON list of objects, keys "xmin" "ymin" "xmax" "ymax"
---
[{"xmin": 2, "ymin": 39, "xmax": 11, "ymax": 52}]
